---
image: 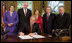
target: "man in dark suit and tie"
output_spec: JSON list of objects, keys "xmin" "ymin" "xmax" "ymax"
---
[
  {"xmin": 17, "ymin": 2, "xmax": 32, "ymax": 34},
  {"xmin": 52, "ymin": 6, "xmax": 71, "ymax": 36},
  {"xmin": 43, "ymin": 6, "xmax": 55, "ymax": 37},
  {"xmin": 19, "ymin": 16, "xmax": 41, "ymax": 36}
]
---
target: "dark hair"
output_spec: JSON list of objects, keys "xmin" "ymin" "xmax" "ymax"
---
[
  {"xmin": 9, "ymin": 4, "xmax": 15, "ymax": 10},
  {"xmin": 34, "ymin": 9, "xmax": 41, "ymax": 16}
]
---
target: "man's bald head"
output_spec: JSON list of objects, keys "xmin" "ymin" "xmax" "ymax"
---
[{"xmin": 24, "ymin": 2, "xmax": 28, "ymax": 9}]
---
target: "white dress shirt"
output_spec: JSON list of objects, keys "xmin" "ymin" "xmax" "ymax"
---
[
  {"xmin": 23, "ymin": 8, "xmax": 27, "ymax": 14},
  {"xmin": 47, "ymin": 13, "xmax": 50, "ymax": 16}
]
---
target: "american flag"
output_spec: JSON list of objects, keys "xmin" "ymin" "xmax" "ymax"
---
[{"xmin": 1, "ymin": 1, "xmax": 7, "ymax": 31}]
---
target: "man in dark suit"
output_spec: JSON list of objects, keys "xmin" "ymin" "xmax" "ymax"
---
[
  {"xmin": 43, "ymin": 6, "xmax": 55, "ymax": 37},
  {"xmin": 52, "ymin": 6, "xmax": 71, "ymax": 36},
  {"xmin": 17, "ymin": 2, "xmax": 32, "ymax": 34},
  {"xmin": 19, "ymin": 16, "xmax": 41, "ymax": 36}
]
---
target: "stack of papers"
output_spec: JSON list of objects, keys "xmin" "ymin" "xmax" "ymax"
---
[
  {"xmin": 18, "ymin": 35, "xmax": 33, "ymax": 39},
  {"xmin": 18, "ymin": 35, "xmax": 45, "ymax": 39},
  {"xmin": 32, "ymin": 35, "xmax": 45, "ymax": 38}
]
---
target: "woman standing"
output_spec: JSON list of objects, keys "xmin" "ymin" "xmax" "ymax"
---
[
  {"xmin": 3, "ymin": 5, "xmax": 19, "ymax": 35},
  {"xmin": 34, "ymin": 10, "xmax": 43, "ymax": 33}
]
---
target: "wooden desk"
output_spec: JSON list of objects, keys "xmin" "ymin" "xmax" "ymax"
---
[{"xmin": 1, "ymin": 34, "xmax": 71, "ymax": 42}]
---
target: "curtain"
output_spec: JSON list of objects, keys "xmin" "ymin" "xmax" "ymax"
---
[
  {"xmin": 64, "ymin": 1, "xmax": 71, "ymax": 15},
  {"xmin": 64, "ymin": 1, "xmax": 71, "ymax": 37},
  {"xmin": 32, "ymin": 1, "xmax": 43, "ymax": 15},
  {"xmin": 6, "ymin": 1, "xmax": 17, "ymax": 12}
]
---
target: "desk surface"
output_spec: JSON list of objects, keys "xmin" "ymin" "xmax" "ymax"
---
[{"xmin": 1, "ymin": 34, "xmax": 71, "ymax": 42}]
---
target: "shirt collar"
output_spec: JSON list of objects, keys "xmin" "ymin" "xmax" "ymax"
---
[
  {"xmin": 60, "ymin": 12, "xmax": 64, "ymax": 16},
  {"xmin": 23, "ymin": 8, "xmax": 27, "ymax": 13},
  {"xmin": 62, "ymin": 12, "xmax": 64, "ymax": 16},
  {"xmin": 47, "ymin": 13, "xmax": 50, "ymax": 16}
]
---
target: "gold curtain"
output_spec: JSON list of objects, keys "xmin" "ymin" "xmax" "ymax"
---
[
  {"xmin": 32, "ymin": 1, "xmax": 43, "ymax": 15},
  {"xmin": 44, "ymin": 1, "xmax": 48, "ymax": 13},
  {"xmin": 32, "ymin": 1, "xmax": 48, "ymax": 16},
  {"xmin": 64, "ymin": 1, "xmax": 71, "ymax": 15},
  {"xmin": 6, "ymin": 1, "xmax": 17, "ymax": 12},
  {"xmin": 64, "ymin": 1, "xmax": 71, "ymax": 37}
]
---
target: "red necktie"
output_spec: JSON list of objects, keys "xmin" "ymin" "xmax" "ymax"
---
[
  {"xmin": 31, "ymin": 25, "xmax": 33, "ymax": 32},
  {"xmin": 47, "ymin": 14, "xmax": 49, "ymax": 21}
]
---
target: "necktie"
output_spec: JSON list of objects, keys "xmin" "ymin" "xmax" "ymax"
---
[
  {"xmin": 31, "ymin": 25, "xmax": 33, "ymax": 32},
  {"xmin": 25, "ymin": 9, "xmax": 27, "ymax": 16},
  {"xmin": 47, "ymin": 14, "xmax": 49, "ymax": 21}
]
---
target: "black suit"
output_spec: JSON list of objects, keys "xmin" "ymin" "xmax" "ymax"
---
[
  {"xmin": 43, "ymin": 13, "xmax": 55, "ymax": 34},
  {"xmin": 18, "ymin": 8, "xmax": 32, "ymax": 32},
  {"xmin": 52, "ymin": 13, "xmax": 71, "ymax": 36},
  {"xmin": 19, "ymin": 23, "xmax": 41, "ymax": 35},
  {"xmin": 53, "ymin": 12, "xmax": 71, "ymax": 29}
]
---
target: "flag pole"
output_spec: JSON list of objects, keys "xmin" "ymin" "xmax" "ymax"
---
[{"xmin": 41, "ymin": 1, "xmax": 45, "ymax": 17}]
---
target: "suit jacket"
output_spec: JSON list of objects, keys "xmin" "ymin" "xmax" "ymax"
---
[
  {"xmin": 19, "ymin": 23, "xmax": 41, "ymax": 35},
  {"xmin": 43, "ymin": 13, "xmax": 55, "ymax": 34},
  {"xmin": 53, "ymin": 12, "xmax": 71, "ymax": 29},
  {"xmin": 18, "ymin": 8, "xmax": 32, "ymax": 32}
]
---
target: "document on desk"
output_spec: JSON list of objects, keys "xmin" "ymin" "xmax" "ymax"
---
[
  {"xmin": 32, "ymin": 35, "xmax": 45, "ymax": 38},
  {"xmin": 18, "ymin": 35, "xmax": 45, "ymax": 39},
  {"xmin": 18, "ymin": 35, "xmax": 33, "ymax": 39}
]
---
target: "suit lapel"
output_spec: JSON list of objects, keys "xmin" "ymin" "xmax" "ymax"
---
[
  {"xmin": 22, "ymin": 8, "xmax": 25, "ymax": 16},
  {"xmin": 62, "ymin": 13, "xmax": 66, "ymax": 22},
  {"xmin": 22, "ymin": 8, "xmax": 28, "ymax": 16},
  {"xmin": 45, "ymin": 14, "xmax": 47, "ymax": 21},
  {"xmin": 46, "ymin": 13, "xmax": 51, "ymax": 22},
  {"xmin": 26, "ymin": 9, "xmax": 29, "ymax": 16},
  {"xmin": 48, "ymin": 14, "xmax": 51, "ymax": 20},
  {"xmin": 26, "ymin": 9, "xmax": 28, "ymax": 16}
]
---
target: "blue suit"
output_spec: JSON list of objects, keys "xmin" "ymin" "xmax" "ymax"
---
[{"xmin": 3, "ymin": 11, "xmax": 19, "ymax": 35}]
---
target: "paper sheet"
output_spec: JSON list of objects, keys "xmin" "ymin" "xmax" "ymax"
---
[
  {"xmin": 18, "ymin": 35, "xmax": 45, "ymax": 39},
  {"xmin": 32, "ymin": 35, "xmax": 45, "ymax": 38},
  {"xmin": 18, "ymin": 35, "xmax": 33, "ymax": 39}
]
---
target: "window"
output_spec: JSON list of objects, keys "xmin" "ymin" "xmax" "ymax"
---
[
  {"xmin": 17, "ymin": 1, "xmax": 32, "ymax": 10},
  {"xmin": 48, "ymin": 1, "xmax": 64, "ymax": 13}
]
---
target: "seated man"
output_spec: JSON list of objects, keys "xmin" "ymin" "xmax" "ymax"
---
[
  {"xmin": 19, "ymin": 16, "xmax": 41, "ymax": 36},
  {"xmin": 52, "ymin": 6, "xmax": 71, "ymax": 36}
]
